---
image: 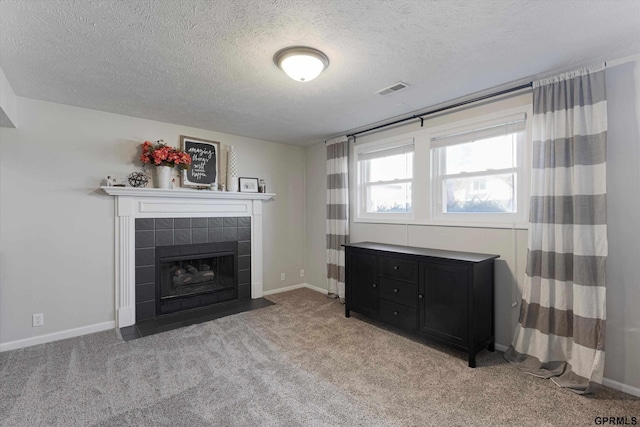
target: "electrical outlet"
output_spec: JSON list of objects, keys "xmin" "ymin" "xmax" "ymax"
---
[
  {"xmin": 300, "ymin": 269, "xmax": 305, "ymax": 277},
  {"xmin": 32, "ymin": 313, "xmax": 44, "ymax": 327},
  {"xmin": 280, "ymin": 273, "xmax": 285, "ymax": 281}
]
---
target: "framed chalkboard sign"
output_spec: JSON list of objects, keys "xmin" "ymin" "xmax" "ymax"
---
[{"xmin": 180, "ymin": 136, "xmax": 220, "ymax": 187}]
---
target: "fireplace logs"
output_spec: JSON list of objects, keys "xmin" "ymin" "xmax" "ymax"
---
[{"xmin": 171, "ymin": 264, "xmax": 215, "ymax": 287}]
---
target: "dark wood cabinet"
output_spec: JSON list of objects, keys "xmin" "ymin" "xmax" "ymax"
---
[
  {"xmin": 346, "ymin": 250, "xmax": 378, "ymax": 318},
  {"xmin": 420, "ymin": 262, "xmax": 469, "ymax": 346},
  {"xmin": 344, "ymin": 242, "xmax": 498, "ymax": 367}
]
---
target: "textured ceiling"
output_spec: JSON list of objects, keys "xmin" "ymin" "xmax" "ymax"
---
[{"xmin": 1, "ymin": 0, "xmax": 639, "ymax": 145}]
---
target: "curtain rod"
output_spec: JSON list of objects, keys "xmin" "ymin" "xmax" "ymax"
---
[{"xmin": 345, "ymin": 82, "xmax": 533, "ymax": 141}]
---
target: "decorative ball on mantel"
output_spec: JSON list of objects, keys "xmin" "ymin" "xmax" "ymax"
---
[{"xmin": 128, "ymin": 171, "xmax": 150, "ymax": 188}]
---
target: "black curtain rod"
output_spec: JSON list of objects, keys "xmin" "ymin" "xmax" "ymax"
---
[{"xmin": 346, "ymin": 82, "xmax": 533, "ymax": 140}]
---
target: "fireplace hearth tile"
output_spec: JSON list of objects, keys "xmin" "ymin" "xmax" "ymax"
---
[
  {"xmin": 122, "ymin": 298, "xmax": 275, "ymax": 341},
  {"xmin": 120, "ymin": 325, "xmax": 140, "ymax": 340}
]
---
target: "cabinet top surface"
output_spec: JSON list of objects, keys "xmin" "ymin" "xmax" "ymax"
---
[{"xmin": 344, "ymin": 242, "xmax": 500, "ymax": 263}]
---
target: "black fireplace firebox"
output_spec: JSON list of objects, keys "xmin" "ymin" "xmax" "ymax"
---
[{"xmin": 155, "ymin": 242, "xmax": 238, "ymax": 315}]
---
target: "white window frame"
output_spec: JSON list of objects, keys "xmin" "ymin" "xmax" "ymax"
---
[
  {"xmin": 428, "ymin": 106, "xmax": 531, "ymax": 227},
  {"xmin": 354, "ymin": 136, "xmax": 415, "ymax": 223}
]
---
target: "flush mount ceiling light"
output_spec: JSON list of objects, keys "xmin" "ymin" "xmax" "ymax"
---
[{"xmin": 274, "ymin": 46, "xmax": 329, "ymax": 82}]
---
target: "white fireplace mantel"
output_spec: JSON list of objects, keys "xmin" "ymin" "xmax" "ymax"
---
[{"xmin": 101, "ymin": 186, "xmax": 275, "ymax": 328}]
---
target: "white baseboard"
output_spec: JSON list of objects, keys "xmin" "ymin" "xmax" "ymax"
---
[
  {"xmin": 262, "ymin": 283, "xmax": 328, "ymax": 296},
  {"xmin": 492, "ymin": 343, "xmax": 639, "ymax": 397},
  {"xmin": 603, "ymin": 377, "xmax": 640, "ymax": 397},
  {"xmin": 0, "ymin": 321, "xmax": 115, "ymax": 353},
  {"xmin": 495, "ymin": 343, "xmax": 509, "ymax": 352}
]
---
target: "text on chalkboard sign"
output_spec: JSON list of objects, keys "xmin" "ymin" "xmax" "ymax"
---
[{"xmin": 180, "ymin": 136, "xmax": 220, "ymax": 187}]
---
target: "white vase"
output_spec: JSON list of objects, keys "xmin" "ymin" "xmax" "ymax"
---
[
  {"xmin": 155, "ymin": 166, "xmax": 172, "ymax": 189},
  {"xmin": 227, "ymin": 146, "xmax": 239, "ymax": 192}
]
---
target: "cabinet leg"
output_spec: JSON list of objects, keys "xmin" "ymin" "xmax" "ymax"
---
[
  {"xmin": 468, "ymin": 353, "xmax": 476, "ymax": 368},
  {"xmin": 488, "ymin": 342, "xmax": 495, "ymax": 352},
  {"xmin": 345, "ymin": 306, "xmax": 350, "ymax": 318}
]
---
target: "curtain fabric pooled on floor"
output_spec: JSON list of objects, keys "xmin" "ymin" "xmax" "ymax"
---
[
  {"xmin": 505, "ymin": 65, "xmax": 608, "ymax": 394},
  {"xmin": 326, "ymin": 136, "xmax": 349, "ymax": 302}
]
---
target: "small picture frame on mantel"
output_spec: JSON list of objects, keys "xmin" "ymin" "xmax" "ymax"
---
[{"xmin": 239, "ymin": 177, "xmax": 259, "ymax": 193}]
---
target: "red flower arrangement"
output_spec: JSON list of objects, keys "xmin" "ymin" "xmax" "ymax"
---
[{"xmin": 140, "ymin": 140, "xmax": 192, "ymax": 170}]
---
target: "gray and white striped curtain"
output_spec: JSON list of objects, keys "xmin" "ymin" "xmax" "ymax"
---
[
  {"xmin": 505, "ymin": 65, "xmax": 608, "ymax": 394},
  {"xmin": 326, "ymin": 136, "xmax": 349, "ymax": 301}
]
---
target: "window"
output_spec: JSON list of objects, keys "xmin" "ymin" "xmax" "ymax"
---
[
  {"xmin": 355, "ymin": 137, "xmax": 414, "ymax": 220},
  {"xmin": 352, "ymin": 102, "xmax": 531, "ymax": 228},
  {"xmin": 430, "ymin": 113, "xmax": 527, "ymax": 224}
]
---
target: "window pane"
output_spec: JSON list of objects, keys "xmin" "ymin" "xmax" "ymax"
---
[
  {"xmin": 368, "ymin": 152, "xmax": 413, "ymax": 182},
  {"xmin": 444, "ymin": 173, "xmax": 515, "ymax": 213},
  {"xmin": 445, "ymin": 133, "xmax": 518, "ymax": 175},
  {"xmin": 367, "ymin": 183, "xmax": 412, "ymax": 213}
]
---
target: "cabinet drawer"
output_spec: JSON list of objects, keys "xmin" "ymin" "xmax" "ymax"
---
[
  {"xmin": 379, "ymin": 256, "xmax": 418, "ymax": 283},
  {"xmin": 379, "ymin": 278, "xmax": 417, "ymax": 308},
  {"xmin": 379, "ymin": 300, "xmax": 417, "ymax": 331}
]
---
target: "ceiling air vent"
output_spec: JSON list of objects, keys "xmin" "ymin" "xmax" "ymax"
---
[{"xmin": 375, "ymin": 82, "xmax": 409, "ymax": 96}]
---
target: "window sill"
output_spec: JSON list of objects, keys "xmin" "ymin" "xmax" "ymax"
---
[
  {"xmin": 353, "ymin": 217, "xmax": 529, "ymax": 230},
  {"xmin": 353, "ymin": 217, "xmax": 414, "ymax": 225}
]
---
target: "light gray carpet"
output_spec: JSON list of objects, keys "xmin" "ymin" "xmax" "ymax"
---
[{"xmin": 1, "ymin": 288, "xmax": 638, "ymax": 426}]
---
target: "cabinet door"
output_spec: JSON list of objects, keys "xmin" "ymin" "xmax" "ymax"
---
[
  {"xmin": 419, "ymin": 262, "xmax": 469, "ymax": 347},
  {"xmin": 346, "ymin": 251, "xmax": 378, "ymax": 317}
]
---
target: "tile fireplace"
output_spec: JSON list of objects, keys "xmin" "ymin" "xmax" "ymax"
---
[{"xmin": 101, "ymin": 187, "xmax": 274, "ymax": 328}]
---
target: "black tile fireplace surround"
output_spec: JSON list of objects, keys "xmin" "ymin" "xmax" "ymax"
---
[{"xmin": 135, "ymin": 216, "xmax": 251, "ymax": 322}]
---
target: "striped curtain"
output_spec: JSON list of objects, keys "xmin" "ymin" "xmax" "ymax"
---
[
  {"xmin": 326, "ymin": 136, "xmax": 349, "ymax": 302},
  {"xmin": 505, "ymin": 65, "xmax": 608, "ymax": 394}
]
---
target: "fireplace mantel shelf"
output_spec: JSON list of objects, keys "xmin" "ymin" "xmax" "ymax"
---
[{"xmin": 101, "ymin": 186, "xmax": 275, "ymax": 200}]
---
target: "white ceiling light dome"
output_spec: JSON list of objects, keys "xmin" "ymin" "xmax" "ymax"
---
[{"xmin": 274, "ymin": 46, "xmax": 329, "ymax": 83}]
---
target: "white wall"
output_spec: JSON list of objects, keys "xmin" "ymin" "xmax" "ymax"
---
[
  {"xmin": 0, "ymin": 66, "xmax": 18, "ymax": 127},
  {"xmin": 304, "ymin": 142, "xmax": 327, "ymax": 292},
  {"xmin": 604, "ymin": 58, "xmax": 640, "ymax": 391},
  {"xmin": 304, "ymin": 61, "xmax": 640, "ymax": 391},
  {"xmin": 0, "ymin": 97, "xmax": 305, "ymax": 345}
]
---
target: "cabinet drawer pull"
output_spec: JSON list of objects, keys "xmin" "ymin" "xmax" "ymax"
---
[
  {"xmin": 393, "ymin": 288, "xmax": 399, "ymax": 293},
  {"xmin": 393, "ymin": 265, "xmax": 399, "ymax": 270},
  {"xmin": 372, "ymin": 283, "xmax": 377, "ymax": 288},
  {"xmin": 418, "ymin": 294, "xmax": 423, "ymax": 299},
  {"xmin": 393, "ymin": 311, "xmax": 399, "ymax": 316}
]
